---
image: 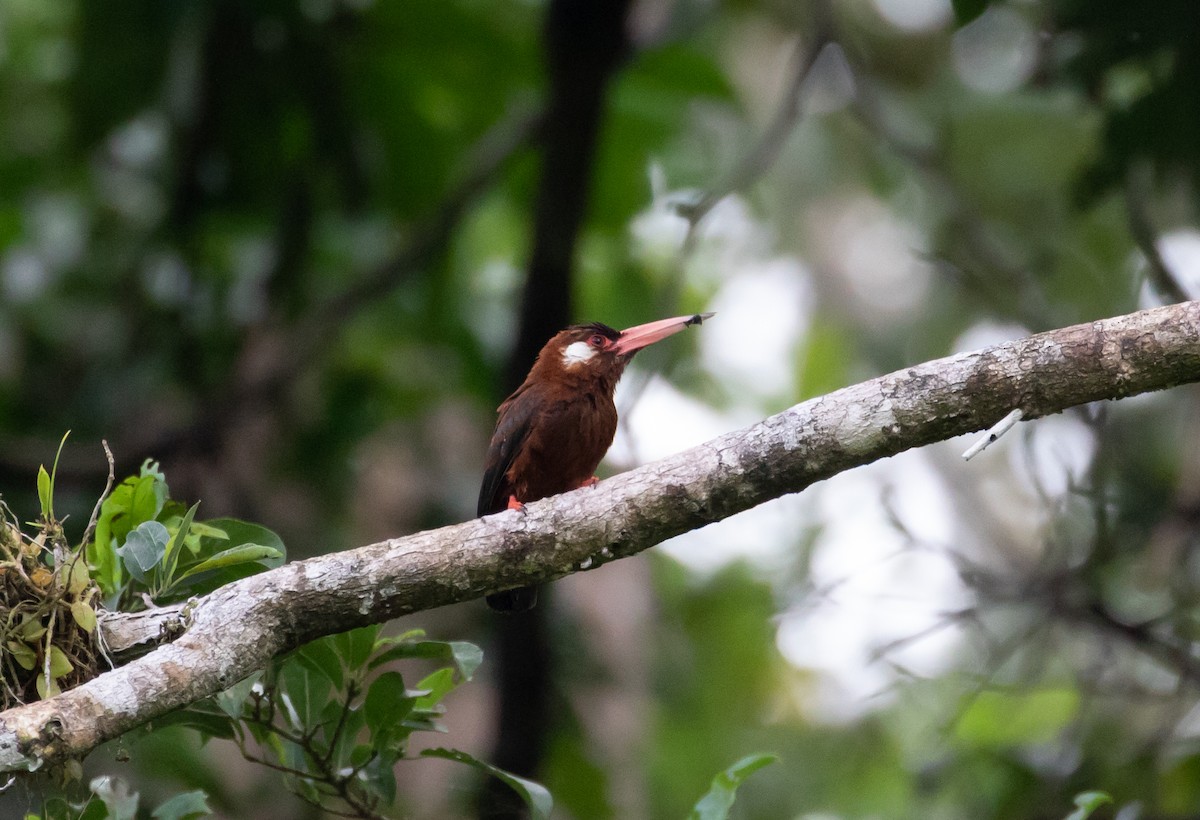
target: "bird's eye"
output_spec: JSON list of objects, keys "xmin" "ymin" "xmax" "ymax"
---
[{"xmin": 589, "ymin": 334, "xmax": 606, "ymax": 348}]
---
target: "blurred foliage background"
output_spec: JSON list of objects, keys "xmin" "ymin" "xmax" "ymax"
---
[{"xmin": 2, "ymin": 0, "xmax": 1200, "ymax": 817}]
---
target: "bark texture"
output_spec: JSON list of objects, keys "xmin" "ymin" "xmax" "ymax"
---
[{"xmin": 1, "ymin": 301, "xmax": 1197, "ymax": 773}]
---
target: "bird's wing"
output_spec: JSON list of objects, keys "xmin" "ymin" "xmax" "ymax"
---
[{"xmin": 477, "ymin": 385, "xmax": 536, "ymax": 516}]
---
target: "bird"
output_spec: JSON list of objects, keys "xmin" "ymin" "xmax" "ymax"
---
[{"xmin": 479, "ymin": 312, "xmax": 714, "ymax": 611}]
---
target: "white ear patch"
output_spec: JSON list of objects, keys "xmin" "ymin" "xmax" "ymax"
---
[{"xmin": 562, "ymin": 340, "xmax": 596, "ymax": 366}]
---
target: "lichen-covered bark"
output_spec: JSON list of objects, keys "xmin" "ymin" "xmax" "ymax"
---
[{"xmin": 0, "ymin": 301, "xmax": 1197, "ymax": 772}]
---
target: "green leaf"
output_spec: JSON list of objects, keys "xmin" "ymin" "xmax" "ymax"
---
[
  {"xmin": 955, "ymin": 688, "xmax": 1080, "ymax": 747},
  {"xmin": 162, "ymin": 501, "xmax": 200, "ymax": 587},
  {"xmin": 168, "ymin": 519, "xmax": 286, "ymax": 595},
  {"xmin": 117, "ymin": 521, "xmax": 170, "ymax": 583},
  {"xmin": 19, "ymin": 614, "xmax": 46, "ymax": 642},
  {"xmin": 361, "ymin": 750, "xmax": 399, "ymax": 806},
  {"xmin": 295, "ymin": 637, "xmax": 344, "ymax": 690},
  {"xmin": 130, "ymin": 472, "xmax": 167, "ymax": 526},
  {"xmin": 66, "ymin": 557, "xmax": 91, "ymax": 595},
  {"xmin": 363, "ymin": 671, "xmax": 414, "ymax": 740},
  {"xmin": 153, "ymin": 707, "xmax": 237, "ymax": 741},
  {"xmin": 688, "ymin": 754, "xmax": 778, "ymax": 820},
  {"xmin": 42, "ymin": 795, "xmax": 77, "ymax": 820},
  {"xmin": 413, "ymin": 667, "xmax": 457, "ymax": 711},
  {"xmin": 6, "ymin": 640, "xmax": 36, "ymax": 670},
  {"xmin": 184, "ymin": 521, "xmax": 228, "ymax": 542},
  {"xmin": 951, "ymin": 0, "xmax": 989, "ymax": 25},
  {"xmin": 139, "ymin": 458, "xmax": 165, "ymax": 481},
  {"xmin": 215, "ymin": 672, "xmax": 263, "ymax": 720},
  {"xmin": 48, "ymin": 644, "xmax": 73, "ymax": 678},
  {"xmin": 90, "ymin": 775, "xmax": 139, "ymax": 820},
  {"xmin": 36, "ymin": 674, "xmax": 61, "ymax": 700},
  {"xmin": 421, "ymin": 748, "xmax": 552, "ymax": 820},
  {"xmin": 335, "ymin": 625, "xmax": 379, "ymax": 671},
  {"xmin": 279, "ymin": 657, "xmax": 331, "ymax": 729},
  {"xmin": 70, "ymin": 600, "xmax": 98, "ymax": 633},
  {"xmin": 77, "ymin": 794, "xmax": 109, "ymax": 820},
  {"xmin": 89, "ymin": 466, "xmax": 169, "ymax": 596},
  {"xmin": 369, "ymin": 639, "xmax": 483, "ymax": 681},
  {"xmin": 172, "ymin": 544, "xmax": 284, "ymax": 585},
  {"xmin": 199, "ymin": 518, "xmax": 284, "ymax": 554},
  {"xmin": 1065, "ymin": 791, "xmax": 1113, "ymax": 820},
  {"xmin": 36, "ymin": 465, "xmax": 52, "ymax": 519},
  {"xmin": 43, "ymin": 430, "xmax": 69, "ymax": 520},
  {"xmin": 319, "ymin": 697, "xmax": 366, "ymax": 770},
  {"xmin": 150, "ymin": 790, "xmax": 211, "ymax": 820}
]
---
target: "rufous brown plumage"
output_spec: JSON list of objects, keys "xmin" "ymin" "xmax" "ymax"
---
[{"xmin": 479, "ymin": 313, "xmax": 713, "ymax": 611}]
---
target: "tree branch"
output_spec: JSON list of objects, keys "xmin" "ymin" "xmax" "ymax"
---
[{"xmin": 1, "ymin": 301, "xmax": 1198, "ymax": 773}]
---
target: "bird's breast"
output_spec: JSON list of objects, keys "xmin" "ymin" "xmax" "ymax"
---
[{"xmin": 507, "ymin": 391, "xmax": 617, "ymax": 503}]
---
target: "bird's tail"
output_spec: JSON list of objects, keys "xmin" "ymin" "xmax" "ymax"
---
[{"xmin": 486, "ymin": 586, "xmax": 538, "ymax": 612}]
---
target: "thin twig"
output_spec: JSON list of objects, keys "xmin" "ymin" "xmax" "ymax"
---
[
  {"xmin": 1125, "ymin": 168, "xmax": 1191, "ymax": 303},
  {"xmin": 81, "ymin": 441, "xmax": 116, "ymax": 551},
  {"xmin": 617, "ymin": 28, "xmax": 834, "ymax": 457},
  {"xmin": 674, "ymin": 31, "xmax": 831, "ymax": 231},
  {"xmin": 962, "ymin": 408, "xmax": 1024, "ymax": 460},
  {"xmin": 319, "ymin": 680, "xmax": 358, "ymax": 769},
  {"xmin": 238, "ymin": 707, "xmax": 387, "ymax": 820}
]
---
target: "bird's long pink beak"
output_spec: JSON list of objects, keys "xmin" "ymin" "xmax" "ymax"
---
[{"xmin": 612, "ymin": 312, "xmax": 714, "ymax": 356}]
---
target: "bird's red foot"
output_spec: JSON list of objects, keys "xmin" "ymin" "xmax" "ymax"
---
[
  {"xmin": 578, "ymin": 476, "xmax": 600, "ymax": 490},
  {"xmin": 506, "ymin": 495, "xmax": 526, "ymax": 512}
]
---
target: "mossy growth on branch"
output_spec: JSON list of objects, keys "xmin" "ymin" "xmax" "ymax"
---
[
  {"xmin": 0, "ymin": 434, "xmax": 104, "ymax": 708},
  {"xmin": 0, "ymin": 436, "xmax": 287, "ymax": 710}
]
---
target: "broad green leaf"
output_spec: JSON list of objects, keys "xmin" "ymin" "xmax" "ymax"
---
[
  {"xmin": 279, "ymin": 658, "xmax": 330, "ymax": 729},
  {"xmin": 688, "ymin": 753, "xmax": 778, "ymax": 820},
  {"xmin": 70, "ymin": 600, "xmax": 97, "ymax": 633},
  {"xmin": 36, "ymin": 465, "xmax": 51, "ymax": 519},
  {"xmin": 369, "ymin": 639, "xmax": 483, "ymax": 681},
  {"xmin": 292, "ymin": 776, "xmax": 321, "ymax": 806},
  {"xmin": 139, "ymin": 458, "xmax": 166, "ymax": 483},
  {"xmin": 172, "ymin": 544, "xmax": 283, "ymax": 585},
  {"xmin": 90, "ymin": 775, "xmax": 139, "ymax": 820},
  {"xmin": 215, "ymin": 672, "xmax": 263, "ymax": 720},
  {"xmin": 88, "ymin": 451, "xmax": 168, "ymax": 593},
  {"xmin": 349, "ymin": 742, "xmax": 374, "ymax": 770},
  {"xmin": 422, "ymin": 748, "xmax": 552, "ymax": 820},
  {"xmin": 36, "ymin": 674, "xmax": 62, "ymax": 699},
  {"xmin": 955, "ymin": 688, "xmax": 1080, "ymax": 747},
  {"xmin": 20, "ymin": 615, "xmax": 46, "ymax": 642},
  {"xmin": 129, "ymin": 472, "xmax": 167, "ymax": 527},
  {"xmin": 6, "ymin": 640, "xmax": 36, "ymax": 670},
  {"xmin": 169, "ymin": 519, "xmax": 286, "ymax": 594},
  {"xmin": 41, "ymin": 795, "xmax": 77, "ymax": 820},
  {"xmin": 150, "ymin": 790, "xmax": 212, "ymax": 820},
  {"xmin": 199, "ymin": 519, "xmax": 284, "ymax": 555},
  {"xmin": 335, "ymin": 625, "xmax": 379, "ymax": 671},
  {"xmin": 66, "ymin": 556, "xmax": 90, "ymax": 595},
  {"xmin": 152, "ymin": 707, "xmax": 237, "ymax": 741},
  {"xmin": 295, "ymin": 637, "xmax": 344, "ymax": 690},
  {"xmin": 1065, "ymin": 791, "xmax": 1113, "ymax": 820},
  {"xmin": 413, "ymin": 667, "xmax": 457, "ymax": 710},
  {"xmin": 361, "ymin": 750, "xmax": 399, "ymax": 806},
  {"xmin": 321, "ymin": 699, "xmax": 366, "ymax": 769},
  {"xmin": 117, "ymin": 521, "xmax": 170, "ymax": 582},
  {"xmin": 185, "ymin": 522, "xmax": 228, "ymax": 541},
  {"xmin": 363, "ymin": 671, "xmax": 413, "ymax": 739},
  {"xmin": 77, "ymin": 797, "xmax": 109, "ymax": 820},
  {"xmin": 48, "ymin": 644, "xmax": 73, "ymax": 678}
]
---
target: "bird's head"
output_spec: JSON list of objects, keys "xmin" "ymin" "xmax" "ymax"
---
[{"xmin": 530, "ymin": 313, "xmax": 714, "ymax": 389}]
